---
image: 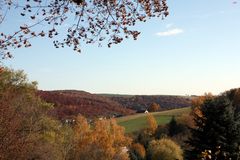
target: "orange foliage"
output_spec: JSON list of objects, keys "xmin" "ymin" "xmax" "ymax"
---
[
  {"xmin": 148, "ymin": 102, "xmax": 160, "ymax": 112},
  {"xmin": 146, "ymin": 114, "xmax": 158, "ymax": 134},
  {"xmin": 131, "ymin": 143, "xmax": 146, "ymax": 159},
  {"xmin": 0, "ymin": 96, "xmax": 28, "ymax": 159},
  {"xmin": 73, "ymin": 116, "xmax": 131, "ymax": 160}
]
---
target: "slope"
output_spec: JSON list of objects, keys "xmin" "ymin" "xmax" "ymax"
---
[{"xmin": 38, "ymin": 90, "xmax": 135, "ymax": 119}]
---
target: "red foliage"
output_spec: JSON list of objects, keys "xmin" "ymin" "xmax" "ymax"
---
[
  {"xmin": 110, "ymin": 95, "xmax": 191, "ymax": 111},
  {"xmin": 37, "ymin": 90, "xmax": 135, "ymax": 119}
]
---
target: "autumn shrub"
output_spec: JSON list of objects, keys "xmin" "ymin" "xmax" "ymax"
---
[
  {"xmin": 147, "ymin": 138, "xmax": 183, "ymax": 160},
  {"xmin": 129, "ymin": 143, "xmax": 146, "ymax": 160}
]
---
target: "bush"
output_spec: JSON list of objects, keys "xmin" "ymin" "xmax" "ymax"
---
[{"xmin": 147, "ymin": 138, "xmax": 183, "ymax": 160}]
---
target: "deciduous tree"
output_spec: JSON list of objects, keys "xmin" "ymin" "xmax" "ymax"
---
[
  {"xmin": 0, "ymin": 0, "xmax": 168, "ymax": 58},
  {"xmin": 148, "ymin": 103, "xmax": 160, "ymax": 112},
  {"xmin": 73, "ymin": 116, "xmax": 132, "ymax": 160},
  {"xmin": 0, "ymin": 67, "xmax": 63, "ymax": 159},
  {"xmin": 146, "ymin": 113, "xmax": 158, "ymax": 134}
]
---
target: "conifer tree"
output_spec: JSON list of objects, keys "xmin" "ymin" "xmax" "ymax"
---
[
  {"xmin": 168, "ymin": 116, "xmax": 178, "ymax": 137},
  {"xmin": 187, "ymin": 95, "xmax": 240, "ymax": 160}
]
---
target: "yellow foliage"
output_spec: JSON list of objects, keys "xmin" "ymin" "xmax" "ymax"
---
[
  {"xmin": 148, "ymin": 138, "xmax": 183, "ymax": 160},
  {"xmin": 73, "ymin": 117, "xmax": 131, "ymax": 160},
  {"xmin": 146, "ymin": 114, "xmax": 158, "ymax": 133}
]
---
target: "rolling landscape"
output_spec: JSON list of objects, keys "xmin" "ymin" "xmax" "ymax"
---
[
  {"xmin": 38, "ymin": 90, "xmax": 192, "ymax": 133},
  {"xmin": 38, "ymin": 90, "xmax": 191, "ymax": 120},
  {"xmin": 1, "ymin": 0, "xmax": 240, "ymax": 160}
]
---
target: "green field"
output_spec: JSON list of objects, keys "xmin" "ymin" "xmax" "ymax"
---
[{"xmin": 117, "ymin": 107, "xmax": 191, "ymax": 133}]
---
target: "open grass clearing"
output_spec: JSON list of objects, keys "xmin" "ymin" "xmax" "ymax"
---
[{"xmin": 117, "ymin": 107, "xmax": 191, "ymax": 133}]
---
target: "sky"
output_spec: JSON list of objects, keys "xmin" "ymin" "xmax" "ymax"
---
[{"xmin": 2, "ymin": 0, "xmax": 240, "ymax": 95}]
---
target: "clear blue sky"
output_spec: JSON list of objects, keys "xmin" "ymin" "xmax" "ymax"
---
[{"xmin": 2, "ymin": 0, "xmax": 240, "ymax": 95}]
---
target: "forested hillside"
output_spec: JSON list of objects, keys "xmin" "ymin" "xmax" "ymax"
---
[
  {"xmin": 38, "ymin": 91, "xmax": 192, "ymax": 119},
  {"xmin": 108, "ymin": 95, "xmax": 192, "ymax": 111},
  {"xmin": 38, "ymin": 90, "xmax": 135, "ymax": 119}
]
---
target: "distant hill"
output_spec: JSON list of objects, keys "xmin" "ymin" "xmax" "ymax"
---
[
  {"xmin": 107, "ymin": 95, "xmax": 192, "ymax": 111},
  {"xmin": 38, "ymin": 90, "xmax": 192, "ymax": 119},
  {"xmin": 38, "ymin": 90, "xmax": 135, "ymax": 119}
]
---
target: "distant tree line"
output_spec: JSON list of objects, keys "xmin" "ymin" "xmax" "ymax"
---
[{"xmin": 110, "ymin": 95, "xmax": 191, "ymax": 112}]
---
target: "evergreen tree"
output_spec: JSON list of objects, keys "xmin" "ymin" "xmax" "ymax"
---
[
  {"xmin": 167, "ymin": 116, "xmax": 187, "ymax": 137},
  {"xmin": 186, "ymin": 96, "xmax": 240, "ymax": 160},
  {"xmin": 168, "ymin": 116, "xmax": 178, "ymax": 137}
]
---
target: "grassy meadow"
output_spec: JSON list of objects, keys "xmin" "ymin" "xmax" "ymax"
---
[{"xmin": 117, "ymin": 107, "xmax": 191, "ymax": 133}]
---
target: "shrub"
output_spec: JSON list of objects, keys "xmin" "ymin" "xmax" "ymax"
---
[{"xmin": 147, "ymin": 138, "xmax": 183, "ymax": 160}]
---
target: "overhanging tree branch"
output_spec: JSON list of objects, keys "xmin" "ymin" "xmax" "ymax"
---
[{"xmin": 0, "ymin": 0, "xmax": 168, "ymax": 59}]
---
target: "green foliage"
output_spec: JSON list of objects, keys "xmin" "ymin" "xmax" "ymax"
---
[
  {"xmin": 147, "ymin": 138, "xmax": 183, "ymax": 160},
  {"xmin": 0, "ymin": 68, "xmax": 37, "ymax": 92},
  {"xmin": 187, "ymin": 94, "xmax": 240, "ymax": 160},
  {"xmin": 118, "ymin": 115, "xmax": 171, "ymax": 133},
  {"xmin": 167, "ymin": 116, "xmax": 178, "ymax": 136},
  {"xmin": 167, "ymin": 116, "xmax": 188, "ymax": 137},
  {"xmin": 153, "ymin": 116, "xmax": 190, "ymax": 149}
]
